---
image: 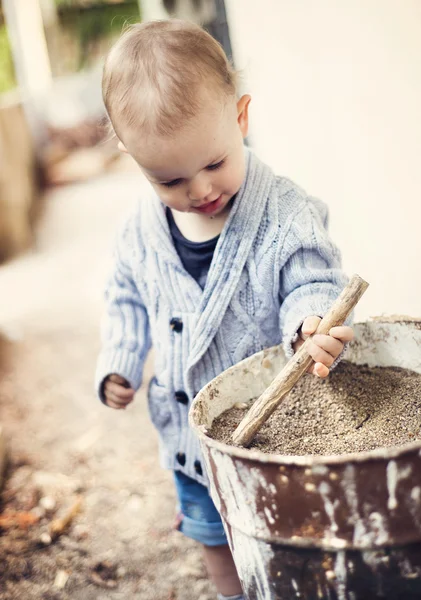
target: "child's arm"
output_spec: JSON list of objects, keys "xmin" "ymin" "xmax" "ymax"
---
[
  {"xmin": 279, "ymin": 197, "xmax": 353, "ymax": 374},
  {"xmin": 95, "ymin": 218, "xmax": 151, "ymax": 405}
]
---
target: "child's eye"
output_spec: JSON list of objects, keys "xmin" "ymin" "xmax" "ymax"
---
[
  {"xmin": 162, "ymin": 178, "xmax": 183, "ymax": 188},
  {"xmin": 206, "ymin": 159, "xmax": 225, "ymax": 171}
]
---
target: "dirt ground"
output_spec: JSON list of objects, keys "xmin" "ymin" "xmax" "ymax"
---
[{"xmin": 0, "ymin": 170, "xmax": 215, "ymax": 600}]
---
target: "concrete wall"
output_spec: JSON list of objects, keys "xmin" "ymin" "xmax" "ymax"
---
[{"xmin": 226, "ymin": 0, "xmax": 421, "ymax": 321}]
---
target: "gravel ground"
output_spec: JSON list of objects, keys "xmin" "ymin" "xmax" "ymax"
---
[{"xmin": 0, "ymin": 170, "xmax": 215, "ymax": 600}]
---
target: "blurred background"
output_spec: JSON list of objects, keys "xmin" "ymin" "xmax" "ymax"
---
[
  {"xmin": 0, "ymin": 2, "xmax": 420, "ymax": 599},
  {"xmin": 0, "ymin": 0, "xmax": 420, "ymax": 316}
]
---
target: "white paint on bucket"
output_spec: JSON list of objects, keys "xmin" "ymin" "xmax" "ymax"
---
[
  {"xmin": 208, "ymin": 450, "xmax": 278, "ymax": 597},
  {"xmin": 334, "ymin": 551, "xmax": 347, "ymax": 600},
  {"xmin": 411, "ymin": 486, "xmax": 421, "ymax": 502},
  {"xmin": 386, "ymin": 461, "xmax": 398, "ymax": 510},
  {"xmin": 341, "ymin": 464, "xmax": 390, "ymax": 547},
  {"xmin": 264, "ymin": 506, "xmax": 276, "ymax": 525},
  {"xmin": 367, "ymin": 512, "xmax": 389, "ymax": 545},
  {"xmin": 230, "ymin": 526, "xmax": 275, "ymax": 600},
  {"xmin": 408, "ymin": 486, "xmax": 421, "ymax": 532},
  {"xmin": 268, "ymin": 483, "xmax": 277, "ymax": 495},
  {"xmin": 312, "ymin": 464, "xmax": 329, "ymax": 476},
  {"xmin": 210, "ymin": 450, "xmax": 270, "ymax": 537},
  {"xmin": 386, "ymin": 460, "xmax": 412, "ymax": 511},
  {"xmin": 291, "ymin": 577, "xmax": 301, "ymax": 597},
  {"xmin": 201, "ymin": 452, "xmax": 222, "ymax": 513},
  {"xmin": 319, "ymin": 481, "xmax": 339, "ymax": 533}
]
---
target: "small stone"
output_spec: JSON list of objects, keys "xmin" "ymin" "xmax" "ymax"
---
[
  {"xmin": 234, "ymin": 402, "xmax": 248, "ymax": 410},
  {"xmin": 31, "ymin": 506, "xmax": 46, "ymax": 519},
  {"xmin": 40, "ymin": 532, "xmax": 52, "ymax": 545},
  {"xmin": 40, "ymin": 496, "xmax": 56, "ymax": 511},
  {"xmin": 116, "ymin": 566, "xmax": 127, "ymax": 578},
  {"xmin": 54, "ymin": 570, "xmax": 70, "ymax": 589}
]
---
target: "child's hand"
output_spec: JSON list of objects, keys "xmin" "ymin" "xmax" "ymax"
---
[
  {"xmin": 103, "ymin": 374, "xmax": 135, "ymax": 409},
  {"xmin": 292, "ymin": 316, "xmax": 354, "ymax": 378}
]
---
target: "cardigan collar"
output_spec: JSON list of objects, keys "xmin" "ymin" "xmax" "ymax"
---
[{"xmin": 142, "ymin": 148, "xmax": 276, "ymax": 372}]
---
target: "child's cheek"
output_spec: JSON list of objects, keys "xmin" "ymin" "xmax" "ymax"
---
[
  {"xmin": 220, "ymin": 170, "xmax": 234, "ymax": 193},
  {"xmin": 226, "ymin": 165, "xmax": 244, "ymax": 195}
]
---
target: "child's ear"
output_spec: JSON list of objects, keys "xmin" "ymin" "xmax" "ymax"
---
[
  {"xmin": 237, "ymin": 94, "xmax": 251, "ymax": 138},
  {"xmin": 117, "ymin": 140, "xmax": 128, "ymax": 153}
]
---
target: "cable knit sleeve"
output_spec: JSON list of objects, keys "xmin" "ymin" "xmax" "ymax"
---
[
  {"xmin": 278, "ymin": 196, "xmax": 350, "ymax": 358},
  {"xmin": 95, "ymin": 216, "xmax": 151, "ymax": 402}
]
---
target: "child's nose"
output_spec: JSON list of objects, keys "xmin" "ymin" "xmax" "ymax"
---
[{"xmin": 188, "ymin": 174, "xmax": 212, "ymax": 202}]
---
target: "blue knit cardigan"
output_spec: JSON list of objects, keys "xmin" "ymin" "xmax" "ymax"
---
[{"xmin": 95, "ymin": 149, "xmax": 348, "ymax": 485}]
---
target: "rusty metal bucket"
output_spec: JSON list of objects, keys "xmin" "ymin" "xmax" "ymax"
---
[{"xmin": 189, "ymin": 319, "xmax": 421, "ymax": 599}]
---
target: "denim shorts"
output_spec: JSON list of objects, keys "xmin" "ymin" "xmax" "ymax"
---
[{"xmin": 173, "ymin": 471, "xmax": 228, "ymax": 546}]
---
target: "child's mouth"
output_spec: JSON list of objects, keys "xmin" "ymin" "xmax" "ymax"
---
[{"xmin": 195, "ymin": 195, "xmax": 223, "ymax": 215}]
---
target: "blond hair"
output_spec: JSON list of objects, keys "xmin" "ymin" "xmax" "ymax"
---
[{"xmin": 102, "ymin": 20, "xmax": 238, "ymax": 139}]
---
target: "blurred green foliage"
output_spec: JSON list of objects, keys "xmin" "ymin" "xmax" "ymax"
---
[
  {"xmin": 0, "ymin": 23, "xmax": 15, "ymax": 94},
  {"xmin": 54, "ymin": 0, "xmax": 134, "ymax": 6},
  {"xmin": 0, "ymin": 1, "xmax": 139, "ymax": 93},
  {"xmin": 57, "ymin": 1, "xmax": 140, "ymax": 70}
]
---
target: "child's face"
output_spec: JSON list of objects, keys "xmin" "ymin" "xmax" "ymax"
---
[{"xmin": 119, "ymin": 94, "xmax": 250, "ymax": 217}]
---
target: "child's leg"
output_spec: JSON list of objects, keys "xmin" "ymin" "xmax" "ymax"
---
[
  {"xmin": 202, "ymin": 543, "xmax": 243, "ymax": 597},
  {"xmin": 173, "ymin": 471, "xmax": 244, "ymax": 598}
]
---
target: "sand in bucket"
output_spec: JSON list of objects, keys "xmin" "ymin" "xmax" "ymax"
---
[{"xmin": 209, "ymin": 361, "xmax": 421, "ymax": 456}]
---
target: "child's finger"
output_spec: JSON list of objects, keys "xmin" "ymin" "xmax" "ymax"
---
[
  {"xmin": 301, "ymin": 316, "xmax": 321, "ymax": 339},
  {"xmin": 105, "ymin": 381, "xmax": 134, "ymax": 399},
  {"xmin": 311, "ymin": 334, "xmax": 343, "ymax": 359},
  {"xmin": 105, "ymin": 390, "xmax": 133, "ymax": 407},
  {"xmin": 106, "ymin": 398, "xmax": 127, "ymax": 410},
  {"xmin": 329, "ymin": 326, "xmax": 354, "ymax": 342},
  {"xmin": 313, "ymin": 362, "xmax": 330, "ymax": 378},
  {"xmin": 108, "ymin": 374, "xmax": 131, "ymax": 388},
  {"xmin": 306, "ymin": 340, "xmax": 335, "ymax": 367}
]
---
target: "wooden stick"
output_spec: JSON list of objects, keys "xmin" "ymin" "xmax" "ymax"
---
[{"xmin": 232, "ymin": 274, "xmax": 369, "ymax": 447}]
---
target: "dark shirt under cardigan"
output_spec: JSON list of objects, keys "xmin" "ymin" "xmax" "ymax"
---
[{"xmin": 166, "ymin": 208, "xmax": 218, "ymax": 289}]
